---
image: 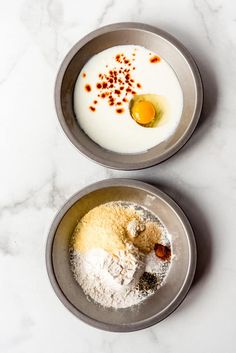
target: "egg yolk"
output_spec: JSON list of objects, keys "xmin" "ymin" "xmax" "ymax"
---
[{"xmin": 131, "ymin": 101, "xmax": 156, "ymax": 125}]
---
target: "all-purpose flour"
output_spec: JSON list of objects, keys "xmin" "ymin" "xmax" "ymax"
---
[{"xmin": 70, "ymin": 247, "xmax": 170, "ymax": 309}]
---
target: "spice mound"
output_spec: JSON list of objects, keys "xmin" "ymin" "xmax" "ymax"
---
[{"xmin": 70, "ymin": 201, "xmax": 171, "ymax": 309}]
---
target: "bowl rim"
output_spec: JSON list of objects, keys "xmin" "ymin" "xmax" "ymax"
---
[
  {"xmin": 45, "ymin": 178, "xmax": 197, "ymax": 332},
  {"xmin": 55, "ymin": 22, "xmax": 203, "ymax": 171}
]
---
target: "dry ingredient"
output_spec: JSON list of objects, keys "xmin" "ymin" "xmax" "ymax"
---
[{"xmin": 70, "ymin": 201, "xmax": 172, "ymax": 309}]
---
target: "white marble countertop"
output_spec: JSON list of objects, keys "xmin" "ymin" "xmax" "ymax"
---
[{"xmin": 1, "ymin": 0, "xmax": 236, "ymax": 352}]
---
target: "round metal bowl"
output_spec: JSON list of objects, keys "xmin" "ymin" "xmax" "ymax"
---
[
  {"xmin": 46, "ymin": 179, "xmax": 197, "ymax": 332},
  {"xmin": 55, "ymin": 22, "xmax": 203, "ymax": 170}
]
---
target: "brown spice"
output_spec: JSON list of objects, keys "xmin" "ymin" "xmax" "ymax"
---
[
  {"xmin": 89, "ymin": 106, "xmax": 96, "ymax": 112},
  {"xmin": 154, "ymin": 243, "xmax": 171, "ymax": 260}
]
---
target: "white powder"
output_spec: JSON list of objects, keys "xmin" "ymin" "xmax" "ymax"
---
[
  {"xmin": 70, "ymin": 247, "xmax": 170, "ymax": 309},
  {"xmin": 70, "ymin": 201, "xmax": 172, "ymax": 309}
]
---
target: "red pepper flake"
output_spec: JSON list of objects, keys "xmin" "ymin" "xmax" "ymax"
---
[
  {"xmin": 123, "ymin": 97, "xmax": 128, "ymax": 102},
  {"xmin": 124, "ymin": 59, "xmax": 129, "ymax": 64},
  {"xmin": 116, "ymin": 102, "xmax": 122, "ymax": 106},
  {"xmin": 126, "ymin": 87, "xmax": 131, "ymax": 92},
  {"xmin": 93, "ymin": 100, "xmax": 98, "ymax": 104},
  {"xmin": 116, "ymin": 108, "xmax": 124, "ymax": 114},
  {"xmin": 114, "ymin": 89, "xmax": 120, "ymax": 95},
  {"xmin": 96, "ymin": 83, "xmax": 102, "ymax": 89},
  {"xmin": 102, "ymin": 82, "xmax": 108, "ymax": 89},
  {"xmin": 120, "ymin": 86, "xmax": 124, "ymax": 90},
  {"xmin": 109, "ymin": 78, "xmax": 113, "ymax": 83},
  {"xmin": 101, "ymin": 93, "xmax": 106, "ymax": 98},
  {"xmin": 150, "ymin": 55, "xmax": 161, "ymax": 63},
  {"xmin": 85, "ymin": 84, "xmax": 91, "ymax": 92},
  {"xmin": 82, "ymin": 72, "xmax": 86, "ymax": 78},
  {"xmin": 137, "ymin": 83, "xmax": 142, "ymax": 88},
  {"xmin": 132, "ymin": 91, "xmax": 136, "ymax": 95},
  {"xmin": 89, "ymin": 106, "xmax": 96, "ymax": 112}
]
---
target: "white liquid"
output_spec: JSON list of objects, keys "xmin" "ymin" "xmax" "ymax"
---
[{"xmin": 74, "ymin": 45, "xmax": 183, "ymax": 154}]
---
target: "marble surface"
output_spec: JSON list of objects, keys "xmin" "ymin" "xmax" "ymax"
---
[{"xmin": 0, "ymin": 0, "xmax": 236, "ymax": 352}]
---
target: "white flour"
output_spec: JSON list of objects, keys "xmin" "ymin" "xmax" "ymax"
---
[
  {"xmin": 70, "ymin": 201, "xmax": 172, "ymax": 309},
  {"xmin": 70, "ymin": 247, "xmax": 171, "ymax": 309}
]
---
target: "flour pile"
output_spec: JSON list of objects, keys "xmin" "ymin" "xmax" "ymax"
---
[{"xmin": 70, "ymin": 201, "xmax": 171, "ymax": 309}]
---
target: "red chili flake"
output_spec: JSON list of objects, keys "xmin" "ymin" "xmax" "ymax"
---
[
  {"xmin": 96, "ymin": 83, "xmax": 102, "ymax": 89},
  {"xmin": 124, "ymin": 59, "xmax": 129, "ymax": 64},
  {"xmin": 110, "ymin": 84, "xmax": 114, "ymax": 88},
  {"xmin": 132, "ymin": 91, "xmax": 136, "ymax": 95},
  {"xmin": 109, "ymin": 102, "xmax": 114, "ymax": 106},
  {"xmin": 137, "ymin": 83, "xmax": 142, "ymax": 88},
  {"xmin": 82, "ymin": 72, "xmax": 86, "ymax": 78},
  {"xmin": 85, "ymin": 84, "xmax": 91, "ymax": 92},
  {"xmin": 116, "ymin": 102, "xmax": 122, "ymax": 106},
  {"xmin": 93, "ymin": 100, "xmax": 98, "ymax": 104},
  {"xmin": 126, "ymin": 87, "xmax": 131, "ymax": 92},
  {"xmin": 114, "ymin": 89, "xmax": 120, "ymax": 95},
  {"xmin": 120, "ymin": 86, "xmax": 124, "ymax": 90},
  {"xmin": 116, "ymin": 108, "xmax": 124, "ymax": 114},
  {"xmin": 101, "ymin": 93, "xmax": 106, "ymax": 98},
  {"xmin": 130, "ymin": 79, "xmax": 134, "ymax": 83},
  {"xmin": 150, "ymin": 55, "xmax": 161, "ymax": 63},
  {"xmin": 128, "ymin": 63, "xmax": 131, "ymax": 66},
  {"xmin": 109, "ymin": 78, "xmax": 113, "ymax": 83},
  {"xmin": 133, "ymin": 67, "xmax": 136, "ymax": 70},
  {"xmin": 123, "ymin": 97, "xmax": 128, "ymax": 102},
  {"xmin": 102, "ymin": 82, "xmax": 107, "ymax": 89},
  {"xmin": 89, "ymin": 106, "xmax": 96, "ymax": 112}
]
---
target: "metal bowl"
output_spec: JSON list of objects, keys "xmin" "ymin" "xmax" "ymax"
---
[
  {"xmin": 46, "ymin": 179, "xmax": 196, "ymax": 332},
  {"xmin": 55, "ymin": 22, "xmax": 203, "ymax": 170}
]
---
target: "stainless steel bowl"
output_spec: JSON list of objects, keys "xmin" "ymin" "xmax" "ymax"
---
[
  {"xmin": 55, "ymin": 22, "xmax": 203, "ymax": 170},
  {"xmin": 46, "ymin": 179, "xmax": 197, "ymax": 332}
]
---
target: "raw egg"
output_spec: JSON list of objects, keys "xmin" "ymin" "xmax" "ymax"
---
[{"xmin": 129, "ymin": 94, "xmax": 166, "ymax": 127}]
